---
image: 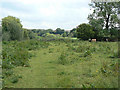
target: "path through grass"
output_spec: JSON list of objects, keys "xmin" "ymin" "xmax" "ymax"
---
[{"xmin": 6, "ymin": 41, "xmax": 118, "ymax": 88}]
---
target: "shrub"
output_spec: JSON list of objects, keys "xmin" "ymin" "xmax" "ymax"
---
[
  {"xmin": 2, "ymin": 40, "xmax": 49, "ymax": 87},
  {"xmin": 58, "ymin": 52, "xmax": 68, "ymax": 65},
  {"xmin": 49, "ymin": 48, "xmax": 53, "ymax": 53},
  {"xmin": 109, "ymin": 50, "xmax": 119, "ymax": 58},
  {"xmin": 3, "ymin": 69, "xmax": 14, "ymax": 77},
  {"xmin": 84, "ymin": 50, "xmax": 92, "ymax": 57},
  {"xmin": 76, "ymin": 23, "xmax": 94, "ymax": 40},
  {"xmin": 10, "ymin": 75, "xmax": 19, "ymax": 83}
]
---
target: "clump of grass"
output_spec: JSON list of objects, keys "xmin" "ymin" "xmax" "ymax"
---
[
  {"xmin": 58, "ymin": 52, "xmax": 68, "ymax": 65},
  {"xmin": 43, "ymin": 52, "xmax": 47, "ymax": 55},
  {"xmin": 69, "ymin": 57, "xmax": 79, "ymax": 64},
  {"xmin": 109, "ymin": 50, "xmax": 119, "ymax": 58},
  {"xmin": 101, "ymin": 61, "xmax": 108, "ymax": 74},
  {"xmin": 49, "ymin": 48, "xmax": 53, "ymax": 53},
  {"xmin": 3, "ymin": 69, "xmax": 14, "ymax": 77},
  {"xmin": 110, "ymin": 62, "xmax": 119, "ymax": 75},
  {"xmin": 76, "ymin": 44, "xmax": 91, "ymax": 53},
  {"xmin": 57, "ymin": 71, "xmax": 67, "ymax": 75},
  {"xmin": 10, "ymin": 75, "xmax": 19, "ymax": 83},
  {"xmin": 57, "ymin": 76, "xmax": 74, "ymax": 88},
  {"xmin": 84, "ymin": 50, "xmax": 92, "ymax": 57},
  {"xmin": 2, "ymin": 40, "xmax": 50, "ymax": 87},
  {"xmin": 82, "ymin": 83, "xmax": 96, "ymax": 88},
  {"xmin": 113, "ymin": 51, "xmax": 119, "ymax": 58}
]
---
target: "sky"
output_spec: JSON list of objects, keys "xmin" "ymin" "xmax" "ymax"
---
[{"xmin": 0, "ymin": 0, "xmax": 92, "ymax": 30}]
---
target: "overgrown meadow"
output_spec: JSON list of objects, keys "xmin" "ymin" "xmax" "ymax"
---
[
  {"xmin": 1, "ymin": 1, "xmax": 119, "ymax": 88},
  {"xmin": 2, "ymin": 38, "xmax": 119, "ymax": 88}
]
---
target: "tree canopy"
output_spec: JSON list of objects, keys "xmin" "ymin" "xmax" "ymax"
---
[
  {"xmin": 76, "ymin": 23, "xmax": 94, "ymax": 40},
  {"xmin": 2, "ymin": 16, "xmax": 23, "ymax": 41},
  {"xmin": 88, "ymin": 2, "xmax": 119, "ymax": 40}
]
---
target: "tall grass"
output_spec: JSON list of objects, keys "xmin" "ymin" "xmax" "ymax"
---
[{"xmin": 2, "ymin": 39, "xmax": 49, "ymax": 87}]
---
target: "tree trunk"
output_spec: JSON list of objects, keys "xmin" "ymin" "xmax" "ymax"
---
[{"xmin": 105, "ymin": 14, "xmax": 110, "ymax": 30}]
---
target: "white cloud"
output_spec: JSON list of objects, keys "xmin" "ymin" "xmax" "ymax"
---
[{"xmin": 0, "ymin": 0, "xmax": 91, "ymax": 30}]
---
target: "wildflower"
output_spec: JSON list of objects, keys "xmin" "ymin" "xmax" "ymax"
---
[{"xmin": 96, "ymin": 70, "xmax": 98, "ymax": 72}]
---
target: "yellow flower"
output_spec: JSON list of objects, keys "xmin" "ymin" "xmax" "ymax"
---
[{"xmin": 96, "ymin": 70, "xmax": 98, "ymax": 72}]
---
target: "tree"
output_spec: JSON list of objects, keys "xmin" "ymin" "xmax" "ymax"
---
[
  {"xmin": 69, "ymin": 28, "xmax": 77, "ymax": 37},
  {"xmin": 55, "ymin": 28, "xmax": 65, "ymax": 35},
  {"xmin": 76, "ymin": 23, "xmax": 94, "ymax": 40},
  {"xmin": 46, "ymin": 29, "xmax": 54, "ymax": 34},
  {"xmin": 2, "ymin": 16, "xmax": 23, "ymax": 41},
  {"xmin": 88, "ymin": 2, "xmax": 119, "ymax": 39},
  {"xmin": 88, "ymin": 2, "xmax": 119, "ymax": 30}
]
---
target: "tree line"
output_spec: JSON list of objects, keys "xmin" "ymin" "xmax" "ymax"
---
[{"xmin": 1, "ymin": 2, "xmax": 119, "ymax": 41}]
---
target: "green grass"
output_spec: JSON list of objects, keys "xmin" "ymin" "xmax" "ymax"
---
[{"xmin": 3, "ymin": 40, "xmax": 118, "ymax": 88}]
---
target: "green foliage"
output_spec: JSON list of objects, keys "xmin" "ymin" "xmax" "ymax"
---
[
  {"xmin": 62, "ymin": 32, "xmax": 67, "ymax": 37},
  {"xmin": 110, "ymin": 28, "xmax": 118, "ymax": 38},
  {"xmin": 2, "ymin": 16, "xmax": 23, "ymax": 41},
  {"xmin": 3, "ymin": 69, "xmax": 14, "ymax": 77},
  {"xmin": 10, "ymin": 75, "xmax": 19, "ymax": 83},
  {"xmin": 49, "ymin": 48, "xmax": 54, "ymax": 53},
  {"xmin": 3, "ymin": 39, "xmax": 118, "ymax": 88},
  {"xmin": 2, "ymin": 45, "xmax": 29, "ymax": 68},
  {"xmin": 23, "ymin": 28, "xmax": 29, "ymax": 40},
  {"xmin": 44, "ymin": 33, "xmax": 56, "ymax": 38},
  {"xmin": 57, "ymin": 76, "xmax": 74, "ymax": 88},
  {"xmin": 2, "ymin": 32, "xmax": 11, "ymax": 41},
  {"xmin": 2, "ymin": 40, "xmax": 49, "ymax": 87},
  {"xmin": 58, "ymin": 52, "xmax": 68, "ymax": 65},
  {"xmin": 55, "ymin": 28, "xmax": 65, "ymax": 35},
  {"xmin": 28, "ymin": 30, "xmax": 36, "ymax": 39},
  {"xmin": 76, "ymin": 23, "xmax": 94, "ymax": 40},
  {"xmin": 84, "ymin": 50, "xmax": 92, "ymax": 57},
  {"xmin": 88, "ymin": 2, "xmax": 119, "ymax": 30},
  {"xmin": 109, "ymin": 50, "xmax": 119, "ymax": 58},
  {"xmin": 68, "ymin": 28, "xmax": 77, "ymax": 37},
  {"xmin": 88, "ymin": 2, "xmax": 119, "ymax": 39},
  {"xmin": 31, "ymin": 28, "xmax": 54, "ymax": 36}
]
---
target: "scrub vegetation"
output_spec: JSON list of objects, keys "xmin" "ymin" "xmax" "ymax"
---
[{"xmin": 1, "ymin": 1, "xmax": 119, "ymax": 89}]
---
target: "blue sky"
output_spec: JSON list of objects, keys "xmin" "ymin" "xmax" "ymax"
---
[{"xmin": 0, "ymin": 0, "xmax": 92, "ymax": 30}]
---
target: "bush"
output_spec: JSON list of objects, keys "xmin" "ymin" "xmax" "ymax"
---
[
  {"xmin": 2, "ymin": 40, "xmax": 49, "ymax": 87},
  {"xmin": 58, "ymin": 52, "xmax": 68, "ymax": 65},
  {"xmin": 84, "ymin": 50, "xmax": 92, "ymax": 57},
  {"xmin": 3, "ymin": 69, "xmax": 14, "ymax": 77},
  {"xmin": 109, "ymin": 50, "xmax": 119, "ymax": 58},
  {"xmin": 10, "ymin": 75, "xmax": 19, "ymax": 83},
  {"xmin": 76, "ymin": 23, "xmax": 94, "ymax": 40}
]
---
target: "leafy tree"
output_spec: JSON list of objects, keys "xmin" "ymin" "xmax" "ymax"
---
[
  {"xmin": 88, "ymin": 2, "xmax": 119, "ymax": 30},
  {"xmin": 110, "ymin": 28, "xmax": 118, "ymax": 38},
  {"xmin": 2, "ymin": 32, "xmax": 10, "ymax": 41},
  {"xmin": 69, "ymin": 28, "xmax": 77, "ymax": 37},
  {"xmin": 46, "ymin": 29, "xmax": 54, "ymax": 34},
  {"xmin": 55, "ymin": 28, "xmax": 65, "ymax": 35},
  {"xmin": 76, "ymin": 23, "xmax": 94, "ymax": 40},
  {"xmin": 88, "ymin": 2, "xmax": 119, "ymax": 39},
  {"xmin": 2, "ymin": 16, "xmax": 23, "ymax": 41},
  {"xmin": 31, "ymin": 29, "xmax": 54, "ymax": 36}
]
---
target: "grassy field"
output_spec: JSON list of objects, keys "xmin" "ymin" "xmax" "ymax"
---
[{"xmin": 3, "ymin": 39, "xmax": 119, "ymax": 88}]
